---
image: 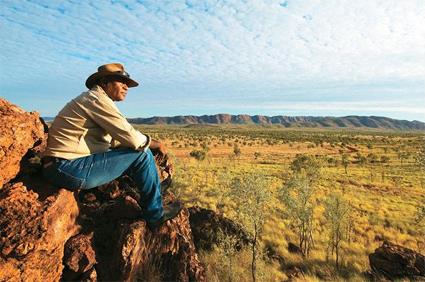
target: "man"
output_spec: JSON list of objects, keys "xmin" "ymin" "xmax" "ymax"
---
[{"xmin": 42, "ymin": 63, "xmax": 181, "ymax": 229}]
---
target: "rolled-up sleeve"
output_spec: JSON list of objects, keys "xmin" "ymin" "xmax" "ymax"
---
[{"xmin": 83, "ymin": 94, "xmax": 150, "ymax": 151}]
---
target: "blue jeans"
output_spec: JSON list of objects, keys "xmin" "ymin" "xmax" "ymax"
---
[{"xmin": 42, "ymin": 148, "xmax": 163, "ymax": 222}]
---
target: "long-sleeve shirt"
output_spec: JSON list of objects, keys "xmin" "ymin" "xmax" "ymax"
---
[{"xmin": 43, "ymin": 85, "xmax": 150, "ymax": 159}]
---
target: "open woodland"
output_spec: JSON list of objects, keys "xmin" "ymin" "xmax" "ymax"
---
[{"xmin": 135, "ymin": 124, "xmax": 425, "ymax": 281}]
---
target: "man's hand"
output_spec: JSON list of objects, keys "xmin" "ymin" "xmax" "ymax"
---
[
  {"xmin": 149, "ymin": 139, "xmax": 173, "ymax": 176},
  {"xmin": 149, "ymin": 139, "xmax": 167, "ymax": 157}
]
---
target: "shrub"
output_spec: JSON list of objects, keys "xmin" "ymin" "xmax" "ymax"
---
[
  {"xmin": 233, "ymin": 144, "xmax": 241, "ymax": 158},
  {"xmin": 190, "ymin": 150, "xmax": 207, "ymax": 161}
]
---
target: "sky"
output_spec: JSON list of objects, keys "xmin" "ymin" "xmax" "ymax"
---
[{"xmin": 1, "ymin": 0, "xmax": 425, "ymax": 121}]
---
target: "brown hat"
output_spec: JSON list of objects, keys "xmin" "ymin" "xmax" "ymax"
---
[{"xmin": 85, "ymin": 63, "xmax": 139, "ymax": 89}]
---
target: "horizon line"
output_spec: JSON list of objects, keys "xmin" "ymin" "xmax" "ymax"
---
[{"xmin": 41, "ymin": 113, "xmax": 425, "ymax": 123}]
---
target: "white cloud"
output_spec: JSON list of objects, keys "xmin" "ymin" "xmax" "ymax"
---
[{"xmin": 1, "ymin": 0, "xmax": 424, "ymax": 121}]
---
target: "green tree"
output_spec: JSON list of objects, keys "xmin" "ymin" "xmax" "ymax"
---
[
  {"xmin": 233, "ymin": 143, "xmax": 241, "ymax": 158},
  {"xmin": 290, "ymin": 154, "xmax": 321, "ymax": 184},
  {"xmin": 341, "ymin": 154, "xmax": 349, "ymax": 174},
  {"xmin": 230, "ymin": 174, "xmax": 272, "ymax": 282},
  {"xmin": 279, "ymin": 155, "xmax": 321, "ymax": 257},
  {"xmin": 397, "ymin": 148, "xmax": 409, "ymax": 166},
  {"xmin": 414, "ymin": 141, "xmax": 425, "ymax": 189},
  {"xmin": 414, "ymin": 197, "xmax": 425, "ymax": 252},
  {"xmin": 217, "ymin": 231, "xmax": 239, "ymax": 282},
  {"xmin": 367, "ymin": 153, "xmax": 378, "ymax": 182},
  {"xmin": 201, "ymin": 142, "xmax": 210, "ymax": 152},
  {"xmin": 367, "ymin": 153, "xmax": 378, "ymax": 163},
  {"xmin": 355, "ymin": 152, "xmax": 367, "ymax": 166},
  {"xmin": 415, "ymin": 141, "xmax": 425, "ymax": 168},
  {"xmin": 380, "ymin": 155, "xmax": 390, "ymax": 183},
  {"xmin": 415, "ymin": 200, "xmax": 425, "ymax": 225},
  {"xmin": 324, "ymin": 193, "xmax": 351, "ymax": 268},
  {"xmin": 280, "ymin": 172, "xmax": 316, "ymax": 257}
]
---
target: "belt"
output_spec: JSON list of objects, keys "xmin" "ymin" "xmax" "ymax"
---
[{"xmin": 42, "ymin": 156, "xmax": 62, "ymax": 168}]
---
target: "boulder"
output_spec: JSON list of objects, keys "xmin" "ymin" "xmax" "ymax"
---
[
  {"xmin": 264, "ymin": 243, "xmax": 285, "ymax": 268},
  {"xmin": 188, "ymin": 206, "xmax": 251, "ymax": 251},
  {"xmin": 75, "ymin": 179, "xmax": 206, "ymax": 282},
  {"xmin": 62, "ymin": 233, "xmax": 97, "ymax": 281},
  {"xmin": 369, "ymin": 240, "xmax": 425, "ymax": 279},
  {"xmin": 0, "ymin": 182, "xmax": 79, "ymax": 281},
  {"xmin": 113, "ymin": 208, "xmax": 205, "ymax": 282},
  {"xmin": 0, "ymin": 99, "xmax": 45, "ymax": 188},
  {"xmin": 288, "ymin": 242, "xmax": 302, "ymax": 254}
]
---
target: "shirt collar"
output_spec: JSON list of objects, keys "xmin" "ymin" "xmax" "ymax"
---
[{"xmin": 90, "ymin": 85, "xmax": 113, "ymax": 101}]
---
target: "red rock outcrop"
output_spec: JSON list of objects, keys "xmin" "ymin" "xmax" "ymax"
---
[
  {"xmin": 62, "ymin": 233, "xmax": 97, "ymax": 281},
  {"xmin": 69, "ymin": 179, "xmax": 206, "ymax": 282},
  {"xmin": 0, "ymin": 99, "xmax": 205, "ymax": 281},
  {"xmin": 113, "ymin": 208, "xmax": 204, "ymax": 281},
  {"xmin": 369, "ymin": 241, "xmax": 425, "ymax": 279},
  {"xmin": 0, "ymin": 182, "xmax": 79, "ymax": 281},
  {"xmin": 0, "ymin": 98, "xmax": 45, "ymax": 188}
]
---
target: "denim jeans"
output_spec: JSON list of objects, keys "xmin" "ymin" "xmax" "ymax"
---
[{"xmin": 43, "ymin": 148, "xmax": 163, "ymax": 222}]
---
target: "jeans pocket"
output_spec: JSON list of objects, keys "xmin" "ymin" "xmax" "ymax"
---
[{"xmin": 43, "ymin": 163, "xmax": 85, "ymax": 190}]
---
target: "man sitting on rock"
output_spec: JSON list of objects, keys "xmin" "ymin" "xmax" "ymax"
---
[{"xmin": 42, "ymin": 63, "xmax": 181, "ymax": 229}]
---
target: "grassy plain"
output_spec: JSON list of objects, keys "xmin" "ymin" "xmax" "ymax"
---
[{"xmin": 135, "ymin": 124, "xmax": 425, "ymax": 281}]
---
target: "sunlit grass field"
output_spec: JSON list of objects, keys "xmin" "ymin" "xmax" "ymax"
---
[{"xmin": 135, "ymin": 124, "xmax": 425, "ymax": 281}]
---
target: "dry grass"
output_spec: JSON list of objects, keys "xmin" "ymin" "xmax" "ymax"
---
[{"xmin": 135, "ymin": 124, "xmax": 425, "ymax": 281}]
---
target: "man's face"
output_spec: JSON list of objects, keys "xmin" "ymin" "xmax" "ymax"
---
[{"xmin": 104, "ymin": 79, "xmax": 129, "ymax": 101}]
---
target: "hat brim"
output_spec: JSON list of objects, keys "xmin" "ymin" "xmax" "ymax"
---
[{"xmin": 85, "ymin": 72, "xmax": 139, "ymax": 89}]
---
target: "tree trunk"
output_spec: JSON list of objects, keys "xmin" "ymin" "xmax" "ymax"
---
[
  {"xmin": 228, "ymin": 256, "xmax": 233, "ymax": 282},
  {"xmin": 335, "ymin": 239, "xmax": 340, "ymax": 269},
  {"xmin": 251, "ymin": 223, "xmax": 257, "ymax": 282}
]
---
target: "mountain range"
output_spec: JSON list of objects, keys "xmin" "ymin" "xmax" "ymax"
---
[{"xmin": 126, "ymin": 114, "xmax": 425, "ymax": 130}]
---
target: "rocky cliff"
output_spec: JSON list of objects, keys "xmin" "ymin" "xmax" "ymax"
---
[{"xmin": 0, "ymin": 98, "xmax": 206, "ymax": 281}]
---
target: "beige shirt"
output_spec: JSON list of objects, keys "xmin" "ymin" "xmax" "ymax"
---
[{"xmin": 44, "ymin": 85, "xmax": 149, "ymax": 160}]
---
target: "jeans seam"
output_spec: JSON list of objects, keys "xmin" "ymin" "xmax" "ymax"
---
[{"xmin": 57, "ymin": 168, "xmax": 86, "ymax": 189}]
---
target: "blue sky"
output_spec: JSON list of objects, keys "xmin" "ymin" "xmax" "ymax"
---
[{"xmin": 1, "ymin": 0, "xmax": 425, "ymax": 121}]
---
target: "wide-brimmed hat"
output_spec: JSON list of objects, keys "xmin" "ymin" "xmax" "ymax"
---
[{"xmin": 85, "ymin": 63, "xmax": 139, "ymax": 89}]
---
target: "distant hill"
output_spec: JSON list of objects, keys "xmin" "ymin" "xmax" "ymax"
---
[
  {"xmin": 127, "ymin": 114, "xmax": 425, "ymax": 130},
  {"xmin": 42, "ymin": 117, "xmax": 55, "ymax": 122}
]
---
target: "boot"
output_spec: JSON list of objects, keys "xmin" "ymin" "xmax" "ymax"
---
[
  {"xmin": 147, "ymin": 201, "xmax": 183, "ymax": 230},
  {"xmin": 160, "ymin": 176, "xmax": 172, "ymax": 195}
]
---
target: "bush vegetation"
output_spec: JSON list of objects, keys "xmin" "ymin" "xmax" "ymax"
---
[{"xmin": 134, "ymin": 124, "xmax": 425, "ymax": 281}]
